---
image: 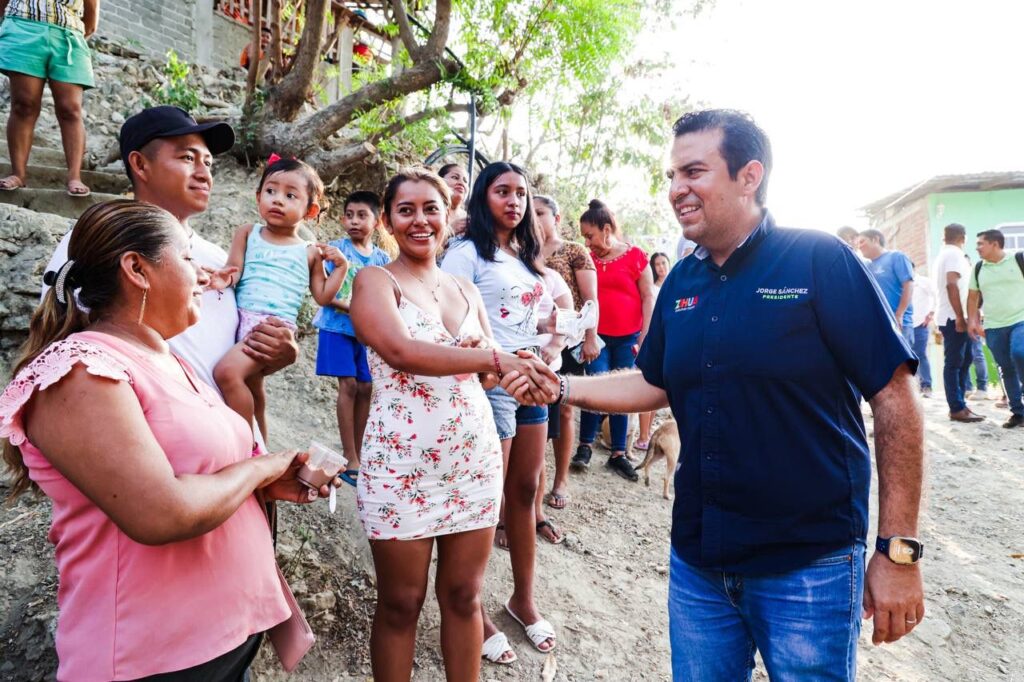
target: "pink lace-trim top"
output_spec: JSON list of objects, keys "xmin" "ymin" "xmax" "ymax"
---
[{"xmin": 0, "ymin": 332, "xmax": 289, "ymax": 681}]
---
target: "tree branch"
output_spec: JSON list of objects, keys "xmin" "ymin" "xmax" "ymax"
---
[
  {"xmin": 243, "ymin": 3, "xmax": 264, "ymax": 110},
  {"xmin": 423, "ymin": 0, "xmax": 452, "ymax": 58},
  {"xmin": 389, "ymin": 0, "xmax": 422, "ymax": 60},
  {"xmin": 267, "ymin": 0, "xmax": 331, "ymax": 121},
  {"xmin": 270, "ymin": 0, "xmax": 284, "ymax": 84},
  {"xmin": 306, "ymin": 141, "xmax": 377, "ymax": 180},
  {"xmin": 295, "ymin": 56, "xmax": 460, "ymax": 147},
  {"xmin": 368, "ymin": 101, "xmax": 470, "ymax": 144}
]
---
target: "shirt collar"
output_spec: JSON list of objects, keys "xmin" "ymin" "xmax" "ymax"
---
[{"xmin": 693, "ymin": 210, "xmax": 773, "ymax": 263}]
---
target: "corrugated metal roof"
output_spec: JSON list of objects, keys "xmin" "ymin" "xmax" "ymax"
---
[{"xmin": 862, "ymin": 171, "xmax": 1024, "ymax": 216}]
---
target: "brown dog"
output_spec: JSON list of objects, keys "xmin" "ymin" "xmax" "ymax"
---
[{"xmin": 636, "ymin": 419, "xmax": 680, "ymax": 499}]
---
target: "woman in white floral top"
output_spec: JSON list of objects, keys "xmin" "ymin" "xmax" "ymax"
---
[{"xmin": 350, "ymin": 168, "xmax": 554, "ymax": 679}]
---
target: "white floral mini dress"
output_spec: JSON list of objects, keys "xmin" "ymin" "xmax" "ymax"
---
[{"xmin": 356, "ymin": 268, "xmax": 503, "ymax": 540}]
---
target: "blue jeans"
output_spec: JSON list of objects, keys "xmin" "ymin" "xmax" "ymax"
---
[
  {"xmin": 912, "ymin": 325, "xmax": 932, "ymax": 389},
  {"xmin": 579, "ymin": 332, "xmax": 640, "ymax": 451},
  {"xmin": 669, "ymin": 544, "xmax": 865, "ymax": 681},
  {"xmin": 965, "ymin": 337, "xmax": 990, "ymax": 391},
  {"xmin": 985, "ymin": 321, "xmax": 1024, "ymax": 416},
  {"xmin": 940, "ymin": 319, "xmax": 971, "ymax": 412}
]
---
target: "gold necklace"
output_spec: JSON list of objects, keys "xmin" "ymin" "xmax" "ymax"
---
[{"xmin": 397, "ymin": 259, "xmax": 442, "ymax": 303}]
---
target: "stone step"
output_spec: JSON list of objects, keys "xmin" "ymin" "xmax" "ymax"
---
[
  {"xmin": 0, "ymin": 162, "xmax": 130, "ymax": 194},
  {"xmin": 0, "ymin": 187, "xmax": 125, "ymax": 219},
  {"xmin": 0, "ymin": 142, "xmax": 69, "ymax": 168}
]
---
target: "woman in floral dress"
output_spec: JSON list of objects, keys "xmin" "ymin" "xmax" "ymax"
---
[{"xmin": 350, "ymin": 167, "xmax": 554, "ymax": 681}]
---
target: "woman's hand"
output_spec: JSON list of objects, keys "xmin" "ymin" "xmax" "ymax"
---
[
  {"xmin": 500, "ymin": 367, "xmax": 560, "ymax": 406},
  {"xmin": 502, "ymin": 350, "xmax": 559, "ymax": 404},
  {"xmin": 581, "ymin": 335, "xmax": 601, "ymax": 363},
  {"xmin": 260, "ymin": 450, "xmax": 341, "ymax": 504}
]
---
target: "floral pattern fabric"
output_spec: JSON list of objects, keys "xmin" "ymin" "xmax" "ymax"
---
[{"xmin": 356, "ymin": 277, "xmax": 502, "ymax": 540}]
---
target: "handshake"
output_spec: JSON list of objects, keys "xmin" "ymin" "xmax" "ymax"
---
[{"xmin": 455, "ymin": 335, "xmax": 561, "ymax": 405}]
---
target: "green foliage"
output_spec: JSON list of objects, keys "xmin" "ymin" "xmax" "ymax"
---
[{"xmin": 150, "ymin": 50, "xmax": 201, "ymax": 113}]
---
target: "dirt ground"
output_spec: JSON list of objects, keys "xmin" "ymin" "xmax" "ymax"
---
[{"xmin": 3, "ymin": 334, "xmax": 1023, "ymax": 680}]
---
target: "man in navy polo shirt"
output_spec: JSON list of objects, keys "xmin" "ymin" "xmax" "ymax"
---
[{"xmin": 512, "ymin": 109, "xmax": 926, "ymax": 680}]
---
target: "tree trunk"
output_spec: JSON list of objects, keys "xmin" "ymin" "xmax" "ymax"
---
[{"xmin": 266, "ymin": 0, "xmax": 331, "ymax": 121}]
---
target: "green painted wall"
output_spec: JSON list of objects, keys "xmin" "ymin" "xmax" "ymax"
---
[{"xmin": 927, "ymin": 189, "xmax": 1024, "ymax": 262}]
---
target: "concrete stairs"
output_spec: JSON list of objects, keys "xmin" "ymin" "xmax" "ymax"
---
[{"xmin": 0, "ymin": 142, "xmax": 129, "ymax": 219}]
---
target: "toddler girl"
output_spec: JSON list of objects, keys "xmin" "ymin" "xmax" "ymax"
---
[{"xmin": 211, "ymin": 156, "xmax": 348, "ymax": 437}]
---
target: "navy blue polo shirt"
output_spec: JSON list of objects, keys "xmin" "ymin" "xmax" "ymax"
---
[{"xmin": 636, "ymin": 212, "xmax": 916, "ymax": 574}]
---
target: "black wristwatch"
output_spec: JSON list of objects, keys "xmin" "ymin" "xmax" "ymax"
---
[{"xmin": 876, "ymin": 536, "xmax": 924, "ymax": 565}]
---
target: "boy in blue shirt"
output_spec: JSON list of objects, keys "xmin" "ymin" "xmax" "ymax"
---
[{"xmin": 314, "ymin": 191, "xmax": 392, "ymax": 484}]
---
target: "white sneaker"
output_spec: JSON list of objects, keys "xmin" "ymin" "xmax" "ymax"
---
[
  {"xmin": 965, "ymin": 390, "xmax": 976, "ymax": 400},
  {"xmin": 975, "ymin": 389, "xmax": 993, "ymax": 400}
]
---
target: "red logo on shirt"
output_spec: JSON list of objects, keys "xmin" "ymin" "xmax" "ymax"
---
[{"xmin": 674, "ymin": 296, "xmax": 699, "ymax": 312}]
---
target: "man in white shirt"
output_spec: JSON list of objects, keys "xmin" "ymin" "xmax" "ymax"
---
[
  {"xmin": 42, "ymin": 106, "xmax": 298, "ymax": 444},
  {"xmin": 933, "ymin": 223, "xmax": 983, "ymax": 422},
  {"xmin": 910, "ymin": 266, "xmax": 936, "ymax": 397}
]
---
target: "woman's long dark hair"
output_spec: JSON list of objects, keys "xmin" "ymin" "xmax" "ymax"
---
[{"xmin": 463, "ymin": 162, "xmax": 543, "ymax": 275}]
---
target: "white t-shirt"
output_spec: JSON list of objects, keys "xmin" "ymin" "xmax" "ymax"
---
[
  {"xmin": 911, "ymin": 273, "xmax": 936, "ymax": 328},
  {"xmin": 43, "ymin": 230, "xmax": 239, "ymax": 392},
  {"xmin": 933, "ymin": 243, "xmax": 970, "ymax": 325},
  {"xmin": 440, "ymin": 239, "xmax": 545, "ymax": 352},
  {"xmin": 538, "ymin": 269, "xmax": 571, "ymax": 372}
]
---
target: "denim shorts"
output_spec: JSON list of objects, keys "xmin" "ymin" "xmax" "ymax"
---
[{"xmin": 485, "ymin": 386, "xmax": 548, "ymax": 440}]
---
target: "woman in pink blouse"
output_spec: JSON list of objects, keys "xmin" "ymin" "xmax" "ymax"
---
[{"xmin": 0, "ymin": 200, "xmax": 336, "ymax": 681}]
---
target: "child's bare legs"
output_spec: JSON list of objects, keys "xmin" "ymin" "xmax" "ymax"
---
[
  {"xmin": 247, "ymin": 373, "xmax": 268, "ymax": 439},
  {"xmin": 337, "ymin": 377, "xmax": 371, "ymax": 470},
  {"xmin": 638, "ymin": 410, "xmax": 654, "ymax": 447},
  {"xmin": 214, "ymin": 342, "xmax": 266, "ymax": 431}
]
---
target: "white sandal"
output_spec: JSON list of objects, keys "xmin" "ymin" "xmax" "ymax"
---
[
  {"xmin": 504, "ymin": 600, "xmax": 557, "ymax": 652},
  {"xmin": 481, "ymin": 632, "xmax": 517, "ymax": 665}
]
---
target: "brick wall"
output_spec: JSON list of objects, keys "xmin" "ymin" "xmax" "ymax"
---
[
  {"xmin": 211, "ymin": 13, "xmax": 253, "ymax": 74},
  {"xmin": 872, "ymin": 198, "xmax": 931, "ymax": 271},
  {"xmin": 97, "ymin": 0, "xmax": 200, "ymax": 62}
]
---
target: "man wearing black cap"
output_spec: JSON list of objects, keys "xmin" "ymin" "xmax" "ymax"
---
[{"xmin": 42, "ymin": 106, "xmax": 298, "ymax": 443}]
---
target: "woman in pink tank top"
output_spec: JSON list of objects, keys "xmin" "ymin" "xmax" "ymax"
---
[{"xmin": 0, "ymin": 201, "xmax": 338, "ymax": 681}]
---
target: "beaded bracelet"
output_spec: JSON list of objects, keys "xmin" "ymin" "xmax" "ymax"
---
[
  {"xmin": 557, "ymin": 374, "xmax": 570, "ymax": 405},
  {"xmin": 492, "ymin": 348, "xmax": 503, "ymax": 378}
]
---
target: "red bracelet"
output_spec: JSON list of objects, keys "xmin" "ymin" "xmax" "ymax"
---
[{"xmin": 492, "ymin": 348, "xmax": 503, "ymax": 378}]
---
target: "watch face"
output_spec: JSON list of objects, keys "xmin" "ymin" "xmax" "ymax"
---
[{"xmin": 888, "ymin": 538, "xmax": 919, "ymax": 564}]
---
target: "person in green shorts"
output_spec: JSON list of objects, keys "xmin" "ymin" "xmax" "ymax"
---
[
  {"xmin": 0, "ymin": 0, "xmax": 98, "ymax": 196},
  {"xmin": 967, "ymin": 228, "xmax": 1024, "ymax": 429}
]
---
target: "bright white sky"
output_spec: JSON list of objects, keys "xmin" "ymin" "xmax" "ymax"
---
[{"xmin": 620, "ymin": 0, "xmax": 1024, "ymax": 233}]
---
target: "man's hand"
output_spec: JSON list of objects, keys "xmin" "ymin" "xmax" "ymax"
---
[
  {"xmin": 863, "ymin": 552, "xmax": 925, "ymax": 644},
  {"xmin": 954, "ymin": 316, "xmax": 967, "ymax": 333},
  {"xmin": 243, "ymin": 317, "xmax": 299, "ymax": 374},
  {"xmin": 968, "ymin": 319, "xmax": 985, "ymax": 340}
]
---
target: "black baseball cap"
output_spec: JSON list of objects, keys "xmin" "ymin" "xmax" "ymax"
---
[{"xmin": 119, "ymin": 106, "xmax": 235, "ymax": 178}]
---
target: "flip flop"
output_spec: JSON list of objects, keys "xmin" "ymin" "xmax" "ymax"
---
[
  {"xmin": 481, "ymin": 631, "xmax": 517, "ymax": 665},
  {"xmin": 66, "ymin": 180, "xmax": 91, "ymax": 197},
  {"xmin": 339, "ymin": 469, "xmax": 359, "ymax": 487},
  {"xmin": 634, "ymin": 439, "xmax": 650, "ymax": 451},
  {"xmin": 504, "ymin": 600, "xmax": 556, "ymax": 652},
  {"xmin": 0, "ymin": 175, "xmax": 26, "ymax": 191},
  {"xmin": 545, "ymin": 491, "xmax": 569, "ymax": 510},
  {"xmin": 536, "ymin": 519, "xmax": 565, "ymax": 545}
]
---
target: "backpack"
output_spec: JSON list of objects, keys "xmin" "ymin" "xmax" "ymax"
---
[{"xmin": 973, "ymin": 251, "xmax": 1024, "ymax": 307}]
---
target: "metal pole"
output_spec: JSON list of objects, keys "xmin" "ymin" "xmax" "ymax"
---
[{"xmin": 467, "ymin": 94, "xmax": 477, "ymax": 189}]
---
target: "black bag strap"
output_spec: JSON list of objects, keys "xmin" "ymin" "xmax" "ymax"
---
[{"xmin": 1016, "ymin": 251, "xmax": 1024, "ymax": 278}]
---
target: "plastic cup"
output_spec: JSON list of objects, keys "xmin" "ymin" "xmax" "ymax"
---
[{"xmin": 297, "ymin": 441, "xmax": 347, "ymax": 489}]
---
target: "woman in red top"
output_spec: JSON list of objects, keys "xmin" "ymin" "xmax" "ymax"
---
[{"xmin": 571, "ymin": 200, "xmax": 655, "ymax": 481}]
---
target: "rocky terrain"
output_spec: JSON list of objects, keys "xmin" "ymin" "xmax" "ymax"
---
[{"xmin": 2, "ymin": 43, "xmax": 1024, "ymax": 682}]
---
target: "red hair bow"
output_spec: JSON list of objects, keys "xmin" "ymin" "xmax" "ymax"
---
[{"xmin": 267, "ymin": 152, "xmax": 283, "ymax": 165}]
